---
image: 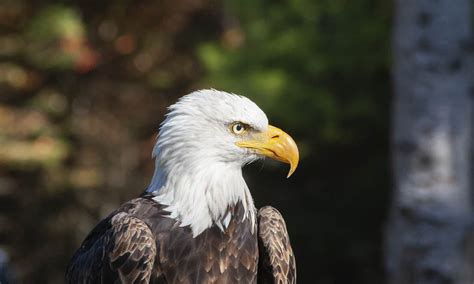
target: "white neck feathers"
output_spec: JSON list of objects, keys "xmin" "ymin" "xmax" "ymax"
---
[{"xmin": 147, "ymin": 158, "xmax": 256, "ymax": 237}]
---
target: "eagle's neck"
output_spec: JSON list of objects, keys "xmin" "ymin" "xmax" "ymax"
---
[{"xmin": 147, "ymin": 159, "xmax": 256, "ymax": 237}]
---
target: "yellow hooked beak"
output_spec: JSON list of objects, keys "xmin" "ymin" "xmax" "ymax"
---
[{"xmin": 236, "ymin": 125, "xmax": 299, "ymax": 178}]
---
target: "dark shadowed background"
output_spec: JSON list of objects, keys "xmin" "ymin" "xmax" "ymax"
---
[{"xmin": 0, "ymin": 1, "xmax": 392, "ymax": 283}]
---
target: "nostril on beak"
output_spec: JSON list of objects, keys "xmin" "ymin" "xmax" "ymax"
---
[{"xmin": 271, "ymin": 135, "xmax": 280, "ymax": 139}]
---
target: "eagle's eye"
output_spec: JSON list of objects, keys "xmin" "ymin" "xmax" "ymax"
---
[{"xmin": 231, "ymin": 122, "xmax": 247, "ymax": 135}]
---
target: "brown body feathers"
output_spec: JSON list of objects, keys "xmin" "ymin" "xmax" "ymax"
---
[{"xmin": 66, "ymin": 195, "xmax": 296, "ymax": 283}]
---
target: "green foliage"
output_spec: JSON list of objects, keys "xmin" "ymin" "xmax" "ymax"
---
[
  {"xmin": 26, "ymin": 5, "xmax": 84, "ymax": 41},
  {"xmin": 24, "ymin": 4, "xmax": 86, "ymax": 69},
  {"xmin": 199, "ymin": 0, "xmax": 391, "ymax": 146}
]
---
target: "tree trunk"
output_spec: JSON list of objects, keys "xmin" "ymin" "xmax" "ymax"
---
[{"xmin": 386, "ymin": 0, "xmax": 473, "ymax": 284}]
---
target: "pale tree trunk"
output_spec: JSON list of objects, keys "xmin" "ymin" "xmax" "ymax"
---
[{"xmin": 386, "ymin": 0, "xmax": 473, "ymax": 284}]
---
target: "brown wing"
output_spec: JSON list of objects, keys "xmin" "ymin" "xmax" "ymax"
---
[
  {"xmin": 257, "ymin": 206, "xmax": 296, "ymax": 284},
  {"xmin": 66, "ymin": 211, "xmax": 157, "ymax": 284}
]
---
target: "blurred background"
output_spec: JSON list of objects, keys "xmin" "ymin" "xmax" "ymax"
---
[{"xmin": 0, "ymin": 0, "xmax": 471, "ymax": 283}]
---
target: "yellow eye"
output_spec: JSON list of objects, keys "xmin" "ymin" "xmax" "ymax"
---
[{"xmin": 231, "ymin": 122, "xmax": 247, "ymax": 135}]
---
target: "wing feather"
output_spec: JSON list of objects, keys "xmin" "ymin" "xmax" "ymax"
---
[
  {"xmin": 66, "ymin": 212, "xmax": 157, "ymax": 284},
  {"xmin": 257, "ymin": 206, "xmax": 296, "ymax": 284}
]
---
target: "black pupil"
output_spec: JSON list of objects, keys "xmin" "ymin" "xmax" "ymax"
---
[{"xmin": 236, "ymin": 124, "xmax": 242, "ymax": 131}]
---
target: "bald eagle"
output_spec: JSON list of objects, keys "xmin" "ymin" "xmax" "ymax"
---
[{"xmin": 66, "ymin": 89, "xmax": 298, "ymax": 283}]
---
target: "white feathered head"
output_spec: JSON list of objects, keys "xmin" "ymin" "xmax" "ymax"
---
[{"xmin": 148, "ymin": 89, "xmax": 299, "ymax": 236}]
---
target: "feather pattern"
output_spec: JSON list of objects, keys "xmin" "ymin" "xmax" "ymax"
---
[
  {"xmin": 66, "ymin": 208, "xmax": 157, "ymax": 283},
  {"xmin": 257, "ymin": 206, "xmax": 296, "ymax": 284},
  {"xmin": 66, "ymin": 195, "xmax": 259, "ymax": 283}
]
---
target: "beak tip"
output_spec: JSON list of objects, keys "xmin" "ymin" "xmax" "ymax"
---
[{"xmin": 286, "ymin": 163, "xmax": 297, "ymax": 178}]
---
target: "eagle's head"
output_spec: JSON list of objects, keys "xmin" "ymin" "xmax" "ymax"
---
[{"xmin": 148, "ymin": 89, "xmax": 299, "ymax": 236}]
